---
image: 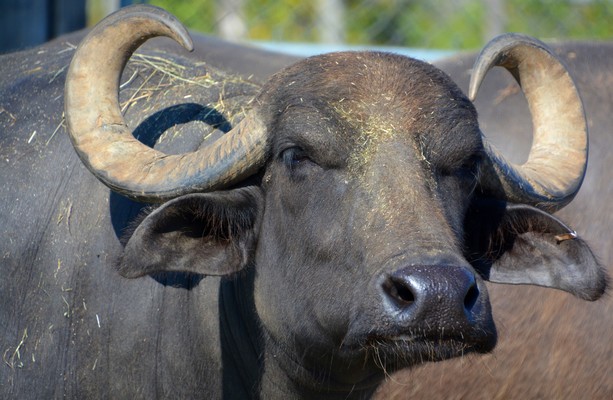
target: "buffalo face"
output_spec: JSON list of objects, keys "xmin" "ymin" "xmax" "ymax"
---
[{"xmin": 252, "ymin": 52, "xmax": 496, "ymax": 381}]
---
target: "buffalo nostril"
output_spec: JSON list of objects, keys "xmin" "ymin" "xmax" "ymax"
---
[
  {"xmin": 464, "ymin": 282, "xmax": 479, "ymax": 312},
  {"xmin": 382, "ymin": 276, "xmax": 415, "ymax": 306}
]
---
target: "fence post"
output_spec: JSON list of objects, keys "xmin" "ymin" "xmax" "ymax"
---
[
  {"xmin": 317, "ymin": 0, "xmax": 346, "ymax": 44},
  {"xmin": 217, "ymin": 0, "xmax": 247, "ymax": 41}
]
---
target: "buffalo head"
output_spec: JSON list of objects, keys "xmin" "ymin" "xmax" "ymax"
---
[{"xmin": 64, "ymin": 5, "xmax": 606, "ymax": 396}]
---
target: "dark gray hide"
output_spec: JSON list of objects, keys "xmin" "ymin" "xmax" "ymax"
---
[
  {"xmin": 0, "ymin": 29, "xmax": 296, "ymax": 399},
  {"xmin": 0, "ymin": 23, "xmax": 608, "ymax": 400}
]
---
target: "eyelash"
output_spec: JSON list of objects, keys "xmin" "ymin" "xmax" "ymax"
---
[
  {"xmin": 440, "ymin": 154, "xmax": 482, "ymax": 180},
  {"xmin": 281, "ymin": 147, "xmax": 311, "ymax": 170}
]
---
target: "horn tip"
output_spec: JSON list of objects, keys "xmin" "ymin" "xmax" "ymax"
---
[
  {"xmin": 468, "ymin": 68, "xmax": 485, "ymax": 102},
  {"xmin": 467, "ymin": 84, "xmax": 477, "ymax": 102}
]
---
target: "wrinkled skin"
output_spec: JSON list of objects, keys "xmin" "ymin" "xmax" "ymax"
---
[{"xmin": 0, "ymin": 27, "xmax": 609, "ymax": 400}]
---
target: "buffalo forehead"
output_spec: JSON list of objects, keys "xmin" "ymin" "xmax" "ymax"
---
[{"xmin": 264, "ymin": 51, "xmax": 480, "ymax": 170}]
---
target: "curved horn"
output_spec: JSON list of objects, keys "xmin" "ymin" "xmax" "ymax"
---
[
  {"xmin": 469, "ymin": 33, "xmax": 587, "ymax": 212},
  {"xmin": 65, "ymin": 5, "xmax": 267, "ymax": 202}
]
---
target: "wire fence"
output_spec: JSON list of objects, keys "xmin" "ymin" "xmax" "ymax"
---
[{"xmin": 149, "ymin": 0, "xmax": 613, "ymax": 49}]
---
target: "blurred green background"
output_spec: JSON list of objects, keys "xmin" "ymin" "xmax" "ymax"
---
[
  {"xmin": 3, "ymin": 0, "xmax": 613, "ymax": 53},
  {"xmin": 145, "ymin": 0, "xmax": 613, "ymax": 49}
]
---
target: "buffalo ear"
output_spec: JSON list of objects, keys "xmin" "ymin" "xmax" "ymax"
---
[
  {"xmin": 119, "ymin": 187, "xmax": 262, "ymax": 278},
  {"xmin": 465, "ymin": 200, "xmax": 607, "ymax": 301}
]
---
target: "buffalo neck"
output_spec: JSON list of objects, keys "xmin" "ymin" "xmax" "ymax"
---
[
  {"xmin": 220, "ymin": 269, "xmax": 380, "ymax": 399},
  {"xmin": 256, "ymin": 330, "xmax": 381, "ymax": 400}
]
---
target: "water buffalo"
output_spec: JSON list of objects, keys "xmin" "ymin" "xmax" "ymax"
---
[{"xmin": 0, "ymin": 5, "xmax": 608, "ymax": 399}]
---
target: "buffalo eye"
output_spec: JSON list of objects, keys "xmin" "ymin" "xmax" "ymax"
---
[
  {"xmin": 458, "ymin": 154, "xmax": 482, "ymax": 179},
  {"xmin": 281, "ymin": 147, "xmax": 312, "ymax": 171},
  {"xmin": 441, "ymin": 153, "xmax": 482, "ymax": 181}
]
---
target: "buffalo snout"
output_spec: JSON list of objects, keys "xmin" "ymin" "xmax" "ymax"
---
[{"xmin": 376, "ymin": 264, "xmax": 496, "ymax": 352}]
